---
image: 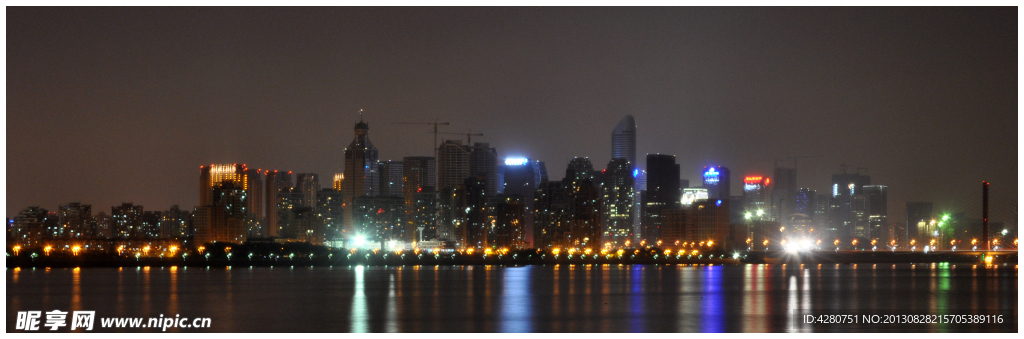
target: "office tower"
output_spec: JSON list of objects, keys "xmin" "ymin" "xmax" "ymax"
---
[
  {"xmin": 702, "ymin": 166, "xmax": 730, "ymax": 201},
  {"xmin": 111, "ymin": 203, "xmax": 144, "ymax": 239},
  {"xmin": 275, "ymin": 188, "xmax": 305, "ymax": 239},
  {"xmin": 317, "ymin": 188, "xmax": 343, "ymax": 244},
  {"xmin": 436, "ymin": 140, "xmax": 471, "ymax": 191},
  {"xmin": 244, "ymin": 168, "xmax": 264, "ymax": 226},
  {"xmin": 501, "ymin": 158, "xmax": 547, "ymax": 246},
  {"xmin": 141, "ymin": 211, "xmax": 162, "ymax": 238},
  {"xmin": 470, "ymin": 143, "xmax": 498, "ymax": 197},
  {"xmin": 353, "ymin": 196, "xmax": 406, "ymax": 248},
  {"xmin": 378, "ymin": 160, "xmax": 404, "ymax": 197},
  {"xmin": 602, "ymin": 158, "xmax": 634, "ymax": 246},
  {"xmin": 632, "ymin": 169, "xmax": 646, "ymax": 243},
  {"xmin": 534, "ymin": 181, "xmax": 568, "ymax": 248},
  {"xmin": 160, "ymin": 205, "xmax": 191, "ymax": 238},
  {"xmin": 564, "ymin": 157, "xmax": 601, "ymax": 248},
  {"xmin": 830, "ymin": 173, "xmax": 871, "ymax": 237},
  {"xmin": 465, "ymin": 176, "xmax": 489, "ymax": 249},
  {"xmin": 906, "ymin": 202, "xmax": 933, "ymax": 245},
  {"xmin": 611, "ymin": 115, "xmax": 637, "ymax": 168},
  {"xmin": 11, "ymin": 207, "xmax": 48, "ymax": 247},
  {"xmin": 743, "ymin": 175, "xmax": 770, "ymax": 219},
  {"xmin": 642, "ymin": 154, "xmax": 681, "ymax": 243},
  {"xmin": 58, "ymin": 202, "xmax": 92, "ymax": 238},
  {"xmin": 862, "ymin": 185, "xmax": 888, "ymax": 240},
  {"xmin": 343, "ymin": 120, "xmax": 379, "ymax": 244},
  {"xmin": 493, "ymin": 195, "xmax": 526, "ymax": 249},
  {"xmin": 771, "ymin": 167, "xmax": 797, "ymax": 224},
  {"xmin": 296, "ymin": 173, "xmax": 321, "ymax": 212}
]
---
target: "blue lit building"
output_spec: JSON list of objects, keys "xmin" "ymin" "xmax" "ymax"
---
[{"xmin": 702, "ymin": 166, "xmax": 730, "ymax": 201}]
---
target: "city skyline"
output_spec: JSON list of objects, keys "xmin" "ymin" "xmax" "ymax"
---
[{"xmin": 7, "ymin": 7, "xmax": 1016, "ymax": 229}]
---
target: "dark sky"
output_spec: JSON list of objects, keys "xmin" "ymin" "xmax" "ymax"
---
[{"xmin": 7, "ymin": 7, "xmax": 1017, "ymax": 228}]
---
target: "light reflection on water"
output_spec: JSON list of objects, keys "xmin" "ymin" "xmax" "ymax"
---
[{"xmin": 6, "ymin": 264, "xmax": 1017, "ymax": 332}]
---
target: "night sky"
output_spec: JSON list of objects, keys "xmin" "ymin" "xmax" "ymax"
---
[{"xmin": 7, "ymin": 8, "xmax": 1017, "ymax": 228}]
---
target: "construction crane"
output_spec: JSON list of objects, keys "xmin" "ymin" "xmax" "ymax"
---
[
  {"xmin": 394, "ymin": 119, "xmax": 450, "ymax": 154},
  {"xmin": 438, "ymin": 131, "xmax": 484, "ymax": 145}
]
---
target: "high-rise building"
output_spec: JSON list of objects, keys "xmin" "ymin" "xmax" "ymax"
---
[
  {"xmin": 611, "ymin": 115, "xmax": 637, "ymax": 168},
  {"xmin": 93, "ymin": 212, "xmax": 112, "ymax": 238},
  {"xmin": 702, "ymin": 166, "xmax": 730, "ymax": 201},
  {"xmin": 437, "ymin": 186, "xmax": 467, "ymax": 245},
  {"xmin": 402, "ymin": 156, "xmax": 436, "ymax": 241},
  {"xmin": 160, "ymin": 205, "xmax": 191, "ymax": 239},
  {"xmin": 141, "ymin": 211, "xmax": 162, "ymax": 238},
  {"xmin": 501, "ymin": 158, "xmax": 547, "ymax": 247},
  {"xmin": 533, "ymin": 181, "xmax": 568, "ymax": 248},
  {"xmin": 317, "ymin": 188, "xmax": 343, "ymax": 244},
  {"xmin": 794, "ymin": 188, "xmax": 816, "ymax": 216},
  {"xmin": 111, "ymin": 203, "xmax": 144, "ymax": 239},
  {"xmin": 353, "ymin": 196, "xmax": 406, "ymax": 248},
  {"xmin": 11, "ymin": 207, "xmax": 48, "ymax": 247},
  {"xmin": 333, "ymin": 173, "xmax": 344, "ymax": 191},
  {"xmin": 771, "ymin": 167, "xmax": 797, "ymax": 224},
  {"xmin": 906, "ymin": 202, "xmax": 933, "ymax": 245},
  {"xmin": 564, "ymin": 157, "xmax": 602, "ymax": 248},
  {"xmin": 464, "ymin": 176, "xmax": 489, "ymax": 249},
  {"xmin": 296, "ymin": 173, "xmax": 321, "ymax": 212},
  {"xmin": 378, "ymin": 160, "xmax": 404, "ymax": 197},
  {"xmin": 244, "ymin": 168, "xmax": 264, "ymax": 227},
  {"xmin": 862, "ymin": 185, "xmax": 888, "ymax": 240},
  {"xmin": 632, "ymin": 169, "xmax": 646, "ymax": 243},
  {"xmin": 199, "ymin": 164, "xmax": 247, "ymax": 206},
  {"xmin": 660, "ymin": 199, "xmax": 729, "ymax": 246},
  {"xmin": 264, "ymin": 170, "xmax": 291, "ymax": 237},
  {"xmin": 642, "ymin": 154, "xmax": 680, "ymax": 243},
  {"xmin": 742, "ymin": 175, "xmax": 771, "ymax": 218},
  {"xmin": 601, "ymin": 158, "xmax": 634, "ymax": 246},
  {"xmin": 830, "ymin": 173, "xmax": 871, "ymax": 237},
  {"xmin": 469, "ymin": 143, "xmax": 498, "ymax": 197},
  {"xmin": 58, "ymin": 202, "xmax": 92, "ymax": 238},
  {"xmin": 342, "ymin": 120, "xmax": 379, "ymax": 244},
  {"xmin": 436, "ymin": 140, "xmax": 471, "ymax": 191},
  {"xmin": 493, "ymin": 195, "xmax": 526, "ymax": 249},
  {"xmin": 194, "ymin": 181, "xmax": 248, "ymax": 244}
]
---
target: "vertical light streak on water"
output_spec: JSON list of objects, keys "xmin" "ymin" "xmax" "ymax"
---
[
  {"xmin": 386, "ymin": 274, "xmax": 398, "ymax": 333},
  {"xmin": 850, "ymin": 264, "xmax": 858, "ymax": 311},
  {"xmin": 801, "ymin": 269, "xmax": 811, "ymax": 333},
  {"xmin": 432, "ymin": 267, "xmax": 440, "ymax": 332},
  {"xmin": 936, "ymin": 263, "xmax": 950, "ymax": 332},
  {"xmin": 701, "ymin": 265, "xmax": 724, "ymax": 333},
  {"xmin": 552, "ymin": 265, "xmax": 560, "ymax": 332},
  {"xmin": 600, "ymin": 266, "xmax": 611, "ymax": 333},
  {"xmin": 168, "ymin": 266, "xmax": 178, "ymax": 322},
  {"xmin": 350, "ymin": 266, "xmax": 368, "ymax": 333},
  {"xmin": 70, "ymin": 268, "xmax": 81, "ymax": 312},
  {"xmin": 677, "ymin": 265, "xmax": 698, "ymax": 332},
  {"xmin": 142, "ymin": 266, "xmax": 151, "ymax": 317},
  {"xmin": 499, "ymin": 266, "xmax": 533, "ymax": 333},
  {"xmin": 629, "ymin": 265, "xmax": 643, "ymax": 332},
  {"xmin": 928, "ymin": 263, "xmax": 936, "ymax": 314},
  {"xmin": 759, "ymin": 265, "xmax": 770, "ymax": 332},
  {"xmin": 741, "ymin": 265, "xmax": 753, "ymax": 333},
  {"xmin": 832, "ymin": 264, "xmax": 841, "ymax": 312},
  {"xmin": 786, "ymin": 275, "xmax": 798, "ymax": 333}
]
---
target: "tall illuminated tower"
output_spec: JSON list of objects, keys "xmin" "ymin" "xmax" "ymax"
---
[
  {"xmin": 342, "ymin": 119, "xmax": 378, "ymax": 243},
  {"xmin": 611, "ymin": 115, "xmax": 637, "ymax": 168}
]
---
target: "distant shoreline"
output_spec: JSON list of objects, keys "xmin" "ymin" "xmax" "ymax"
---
[{"xmin": 6, "ymin": 251, "xmax": 1014, "ymax": 269}]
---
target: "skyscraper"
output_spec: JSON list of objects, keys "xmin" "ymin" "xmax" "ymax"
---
[
  {"xmin": 862, "ymin": 185, "xmax": 888, "ymax": 240},
  {"xmin": 402, "ymin": 156, "xmax": 436, "ymax": 241},
  {"xmin": 642, "ymin": 154, "xmax": 680, "ymax": 243},
  {"xmin": 564, "ymin": 157, "xmax": 602, "ymax": 248},
  {"xmin": 611, "ymin": 115, "xmax": 637, "ymax": 168},
  {"xmin": 500, "ymin": 158, "xmax": 546, "ymax": 247},
  {"xmin": 702, "ymin": 166, "xmax": 730, "ymax": 201},
  {"xmin": 296, "ymin": 173, "xmax": 321, "ymax": 211},
  {"xmin": 244, "ymin": 168, "xmax": 264, "ymax": 227},
  {"xmin": 469, "ymin": 143, "xmax": 498, "ymax": 197},
  {"xmin": 771, "ymin": 167, "xmax": 797, "ymax": 224},
  {"xmin": 906, "ymin": 202, "xmax": 933, "ymax": 245},
  {"xmin": 342, "ymin": 120, "xmax": 379, "ymax": 244},
  {"xmin": 378, "ymin": 160, "xmax": 404, "ymax": 197},
  {"xmin": 111, "ymin": 203, "xmax": 143, "ymax": 239},
  {"xmin": 264, "ymin": 170, "xmax": 292, "ymax": 237},
  {"xmin": 58, "ymin": 202, "xmax": 92, "ymax": 238},
  {"xmin": 743, "ymin": 175, "xmax": 770, "ymax": 218},
  {"xmin": 830, "ymin": 173, "xmax": 871, "ymax": 237},
  {"xmin": 601, "ymin": 158, "xmax": 634, "ymax": 246},
  {"xmin": 436, "ymin": 140, "xmax": 471, "ymax": 191}
]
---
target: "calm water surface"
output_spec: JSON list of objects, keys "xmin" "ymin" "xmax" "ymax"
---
[{"xmin": 7, "ymin": 264, "xmax": 1017, "ymax": 332}]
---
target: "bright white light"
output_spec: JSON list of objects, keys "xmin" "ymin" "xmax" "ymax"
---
[
  {"xmin": 352, "ymin": 236, "xmax": 366, "ymax": 248},
  {"xmin": 504, "ymin": 158, "xmax": 528, "ymax": 166}
]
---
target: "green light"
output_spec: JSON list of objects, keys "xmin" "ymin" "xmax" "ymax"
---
[{"xmin": 942, "ymin": 214, "xmax": 950, "ymax": 222}]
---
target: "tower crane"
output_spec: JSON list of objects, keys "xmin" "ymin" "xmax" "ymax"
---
[
  {"xmin": 394, "ymin": 119, "xmax": 450, "ymax": 154},
  {"xmin": 438, "ymin": 131, "xmax": 484, "ymax": 145}
]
